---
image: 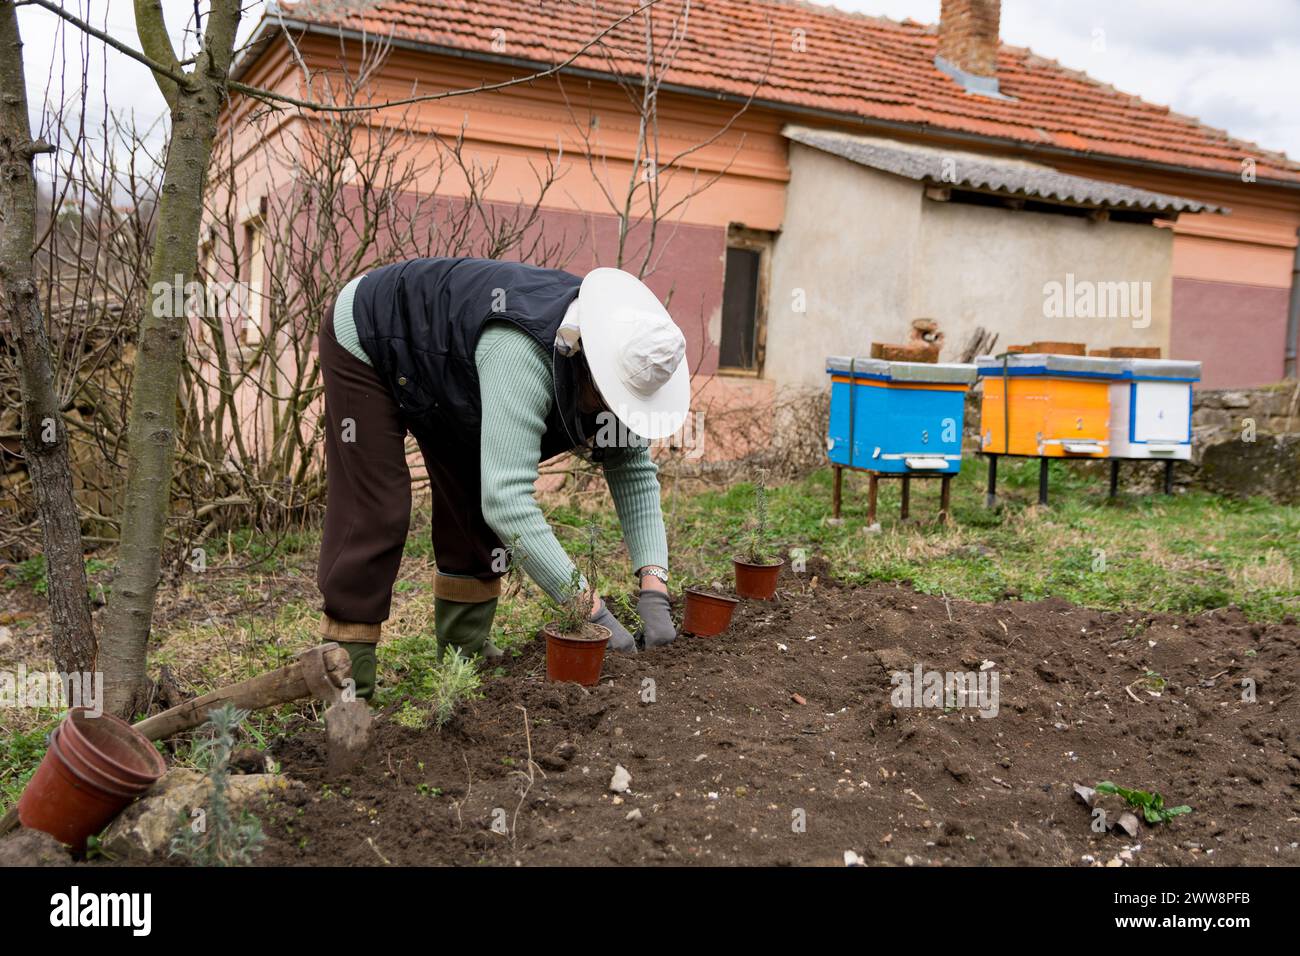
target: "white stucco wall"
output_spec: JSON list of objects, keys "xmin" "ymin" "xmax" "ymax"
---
[{"xmin": 765, "ymin": 142, "xmax": 1174, "ymax": 390}]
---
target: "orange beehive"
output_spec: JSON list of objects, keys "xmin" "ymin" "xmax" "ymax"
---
[{"xmin": 977, "ymin": 354, "xmax": 1125, "ymax": 458}]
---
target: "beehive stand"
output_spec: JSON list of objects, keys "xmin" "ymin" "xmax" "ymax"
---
[
  {"xmin": 826, "ymin": 356, "xmax": 975, "ymax": 524},
  {"xmin": 982, "ymin": 453, "xmax": 1049, "ymax": 506},
  {"xmin": 1107, "ymin": 458, "xmax": 1177, "ymax": 497},
  {"xmin": 833, "ymin": 466, "xmax": 953, "ymax": 523}
]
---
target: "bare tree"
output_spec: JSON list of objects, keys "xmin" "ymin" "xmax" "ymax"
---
[
  {"xmin": 0, "ymin": 0, "xmax": 95, "ymax": 675},
  {"xmin": 558, "ymin": 0, "xmax": 769, "ymax": 280},
  {"xmin": 1, "ymin": 112, "xmax": 163, "ymax": 562},
  {"xmin": 93, "ymin": 0, "xmax": 245, "ymax": 714}
]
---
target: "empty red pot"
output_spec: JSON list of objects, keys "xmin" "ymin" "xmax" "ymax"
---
[
  {"xmin": 18, "ymin": 708, "xmax": 166, "ymax": 851},
  {"xmin": 60, "ymin": 707, "xmax": 166, "ymax": 789},
  {"xmin": 733, "ymin": 558, "xmax": 784, "ymax": 600},
  {"xmin": 544, "ymin": 624, "xmax": 611, "ymax": 687},
  {"xmin": 54, "ymin": 725, "xmax": 145, "ymax": 798},
  {"xmin": 681, "ymin": 589, "xmax": 740, "ymax": 636}
]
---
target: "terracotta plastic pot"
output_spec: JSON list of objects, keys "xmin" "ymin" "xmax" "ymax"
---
[
  {"xmin": 544, "ymin": 623, "xmax": 611, "ymax": 687},
  {"xmin": 733, "ymin": 557, "xmax": 785, "ymax": 600},
  {"xmin": 18, "ymin": 708, "xmax": 165, "ymax": 851},
  {"xmin": 52, "ymin": 725, "xmax": 143, "ymax": 798},
  {"xmin": 60, "ymin": 707, "xmax": 166, "ymax": 789},
  {"xmin": 681, "ymin": 589, "xmax": 740, "ymax": 636}
]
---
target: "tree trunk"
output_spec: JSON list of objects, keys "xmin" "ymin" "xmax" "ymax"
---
[
  {"xmin": 100, "ymin": 0, "xmax": 243, "ymax": 715},
  {"xmin": 0, "ymin": 0, "xmax": 96, "ymax": 675}
]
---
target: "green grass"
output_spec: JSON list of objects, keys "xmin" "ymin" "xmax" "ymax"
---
[
  {"xmin": 2, "ymin": 460, "xmax": 1295, "ymax": 815},
  {"xmin": 488, "ymin": 460, "xmax": 1297, "ymax": 621},
  {"xmin": 656, "ymin": 460, "xmax": 1299, "ymax": 621},
  {"xmin": 2, "ymin": 556, "xmax": 113, "ymax": 598},
  {"xmin": 0, "ymin": 718, "xmax": 57, "ymax": 809}
]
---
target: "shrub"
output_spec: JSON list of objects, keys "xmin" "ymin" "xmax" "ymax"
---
[
  {"xmin": 741, "ymin": 474, "xmax": 778, "ymax": 565},
  {"xmin": 430, "ymin": 648, "xmax": 483, "ymax": 729},
  {"xmin": 169, "ymin": 704, "xmax": 265, "ymax": 866}
]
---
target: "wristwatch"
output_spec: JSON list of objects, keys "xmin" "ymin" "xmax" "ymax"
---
[{"xmin": 638, "ymin": 566, "xmax": 669, "ymax": 585}]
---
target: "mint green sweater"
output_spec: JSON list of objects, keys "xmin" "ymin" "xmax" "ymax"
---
[{"xmin": 333, "ymin": 285, "xmax": 667, "ymax": 601}]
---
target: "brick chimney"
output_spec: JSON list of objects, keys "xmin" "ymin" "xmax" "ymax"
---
[{"xmin": 936, "ymin": 0, "xmax": 1002, "ymax": 88}]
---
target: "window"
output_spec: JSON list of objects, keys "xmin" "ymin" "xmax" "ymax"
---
[
  {"xmin": 719, "ymin": 228, "xmax": 770, "ymax": 373},
  {"xmin": 195, "ymin": 240, "xmax": 218, "ymax": 349},
  {"xmin": 242, "ymin": 220, "xmax": 265, "ymax": 345}
]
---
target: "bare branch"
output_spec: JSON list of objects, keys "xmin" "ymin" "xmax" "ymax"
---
[
  {"xmin": 26, "ymin": 0, "xmax": 672, "ymax": 125},
  {"xmin": 22, "ymin": 0, "xmax": 194, "ymax": 94},
  {"xmin": 133, "ymin": 0, "xmax": 183, "ymax": 106},
  {"xmin": 228, "ymin": 0, "xmax": 666, "ymax": 113}
]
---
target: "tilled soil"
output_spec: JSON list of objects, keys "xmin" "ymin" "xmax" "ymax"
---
[{"xmin": 261, "ymin": 574, "xmax": 1300, "ymax": 866}]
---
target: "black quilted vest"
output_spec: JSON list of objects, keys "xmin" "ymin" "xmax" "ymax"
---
[{"xmin": 351, "ymin": 257, "xmax": 594, "ymax": 458}]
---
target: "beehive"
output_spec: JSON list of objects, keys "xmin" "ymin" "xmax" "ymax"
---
[
  {"xmin": 1108, "ymin": 358, "xmax": 1201, "ymax": 460},
  {"xmin": 977, "ymin": 353, "xmax": 1126, "ymax": 458},
  {"xmin": 826, "ymin": 356, "xmax": 977, "ymax": 474}
]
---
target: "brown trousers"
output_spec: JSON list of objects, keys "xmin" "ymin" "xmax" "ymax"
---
[{"xmin": 317, "ymin": 307, "xmax": 503, "ymax": 642}]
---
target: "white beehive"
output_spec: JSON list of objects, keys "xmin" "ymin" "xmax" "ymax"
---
[{"xmin": 1107, "ymin": 359, "xmax": 1201, "ymax": 460}]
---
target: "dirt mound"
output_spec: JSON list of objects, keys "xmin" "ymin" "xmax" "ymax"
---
[
  {"xmin": 0, "ymin": 827, "xmax": 75, "ymax": 866},
  {"xmin": 261, "ymin": 577, "xmax": 1300, "ymax": 866}
]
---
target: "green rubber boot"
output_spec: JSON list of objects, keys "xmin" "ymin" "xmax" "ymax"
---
[
  {"xmin": 337, "ymin": 641, "xmax": 378, "ymax": 701},
  {"xmin": 435, "ymin": 597, "xmax": 503, "ymax": 663}
]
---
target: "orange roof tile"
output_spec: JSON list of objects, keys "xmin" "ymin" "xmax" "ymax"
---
[{"xmin": 272, "ymin": 0, "xmax": 1300, "ymax": 185}]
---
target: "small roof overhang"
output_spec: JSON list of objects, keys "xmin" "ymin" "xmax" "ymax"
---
[{"xmin": 784, "ymin": 125, "xmax": 1225, "ymax": 217}]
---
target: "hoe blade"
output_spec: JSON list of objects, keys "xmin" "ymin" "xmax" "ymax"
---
[{"xmin": 324, "ymin": 700, "xmax": 371, "ymax": 777}]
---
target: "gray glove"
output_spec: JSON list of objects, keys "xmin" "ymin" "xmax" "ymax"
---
[
  {"xmin": 589, "ymin": 600, "xmax": 637, "ymax": 654},
  {"xmin": 636, "ymin": 589, "xmax": 677, "ymax": 650}
]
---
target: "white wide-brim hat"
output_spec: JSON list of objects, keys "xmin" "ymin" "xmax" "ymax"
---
[{"xmin": 574, "ymin": 267, "xmax": 691, "ymax": 441}]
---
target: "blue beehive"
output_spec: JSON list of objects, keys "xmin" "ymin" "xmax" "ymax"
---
[{"xmin": 826, "ymin": 356, "xmax": 978, "ymax": 474}]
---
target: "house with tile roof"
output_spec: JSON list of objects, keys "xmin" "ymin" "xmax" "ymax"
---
[{"xmin": 219, "ymin": 0, "xmax": 1299, "ymax": 420}]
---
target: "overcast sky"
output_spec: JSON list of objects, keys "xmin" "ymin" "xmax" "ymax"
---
[{"xmin": 16, "ymin": 0, "xmax": 1300, "ymax": 161}]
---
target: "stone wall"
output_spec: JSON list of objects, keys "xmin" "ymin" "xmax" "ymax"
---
[
  {"xmin": 1192, "ymin": 383, "xmax": 1300, "ymax": 439},
  {"xmin": 1192, "ymin": 382, "xmax": 1300, "ymax": 503}
]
